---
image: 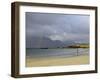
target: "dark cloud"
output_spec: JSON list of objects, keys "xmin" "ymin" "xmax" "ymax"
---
[{"xmin": 26, "ymin": 12, "xmax": 90, "ymax": 47}]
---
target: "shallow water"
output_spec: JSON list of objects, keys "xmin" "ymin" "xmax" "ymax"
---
[{"xmin": 26, "ymin": 48, "xmax": 89, "ymax": 58}]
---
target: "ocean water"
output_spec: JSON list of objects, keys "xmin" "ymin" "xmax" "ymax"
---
[{"xmin": 26, "ymin": 48, "xmax": 89, "ymax": 58}]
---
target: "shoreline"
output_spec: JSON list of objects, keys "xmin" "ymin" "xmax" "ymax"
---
[{"xmin": 26, "ymin": 55, "xmax": 89, "ymax": 67}]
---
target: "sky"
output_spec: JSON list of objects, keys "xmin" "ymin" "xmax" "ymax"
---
[{"xmin": 26, "ymin": 12, "xmax": 90, "ymax": 45}]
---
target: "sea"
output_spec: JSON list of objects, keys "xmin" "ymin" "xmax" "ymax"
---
[{"xmin": 26, "ymin": 48, "xmax": 89, "ymax": 58}]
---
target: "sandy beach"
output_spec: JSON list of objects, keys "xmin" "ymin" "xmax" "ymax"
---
[{"xmin": 26, "ymin": 55, "xmax": 89, "ymax": 67}]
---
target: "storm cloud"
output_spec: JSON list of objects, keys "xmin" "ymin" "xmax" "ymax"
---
[{"xmin": 26, "ymin": 12, "xmax": 89, "ymax": 48}]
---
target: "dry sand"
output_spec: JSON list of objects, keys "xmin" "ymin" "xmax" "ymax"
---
[{"xmin": 26, "ymin": 55, "xmax": 89, "ymax": 67}]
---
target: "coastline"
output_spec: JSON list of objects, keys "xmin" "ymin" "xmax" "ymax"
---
[{"xmin": 26, "ymin": 54, "xmax": 89, "ymax": 67}]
